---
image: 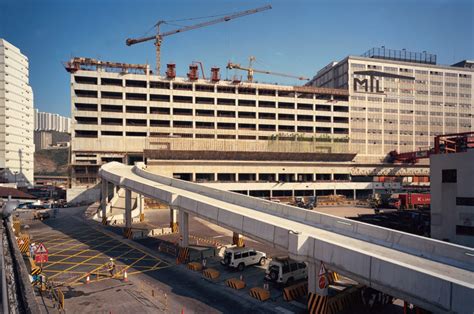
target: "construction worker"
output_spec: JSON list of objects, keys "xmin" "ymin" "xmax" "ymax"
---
[{"xmin": 107, "ymin": 258, "xmax": 116, "ymax": 277}]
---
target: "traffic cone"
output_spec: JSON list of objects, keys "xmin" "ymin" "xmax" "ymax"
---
[
  {"xmin": 181, "ymin": 308, "xmax": 184, "ymax": 314},
  {"xmin": 123, "ymin": 270, "xmax": 128, "ymax": 282},
  {"xmin": 86, "ymin": 274, "xmax": 90, "ymax": 284}
]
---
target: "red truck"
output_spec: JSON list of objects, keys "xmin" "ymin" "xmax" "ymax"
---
[{"xmin": 388, "ymin": 193, "xmax": 430, "ymax": 210}]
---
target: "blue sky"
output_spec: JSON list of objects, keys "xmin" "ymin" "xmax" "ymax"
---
[{"xmin": 1, "ymin": 0, "xmax": 472, "ymax": 117}]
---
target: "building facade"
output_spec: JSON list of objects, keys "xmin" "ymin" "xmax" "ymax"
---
[
  {"xmin": 309, "ymin": 48, "xmax": 473, "ymax": 160},
  {"xmin": 430, "ymin": 147, "xmax": 474, "ymax": 247},
  {"xmin": 0, "ymin": 39, "xmax": 34, "ymax": 186},
  {"xmin": 67, "ymin": 57, "xmax": 430, "ymax": 198},
  {"xmin": 34, "ymin": 109, "xmax": 71, "ymax": 133}
]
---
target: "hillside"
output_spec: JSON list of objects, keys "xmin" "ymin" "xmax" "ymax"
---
[{"xmin": 34, "ymin": 148, "xmax": 69, "ymax": 176}]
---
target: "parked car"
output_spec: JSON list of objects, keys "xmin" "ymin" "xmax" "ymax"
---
[
  {"xmin": 221, "ymin": 247, "xmax": 266, "ymax": 271},
  {"xmin": 33, "ymin": 210, "xmax": 50, "ymax": 220},
  {"xmin": 265, "ymin": 257, "xmax": 307, "ymax": 285}
]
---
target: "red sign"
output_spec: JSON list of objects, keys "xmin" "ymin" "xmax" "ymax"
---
[
  {"xmin": 34, "ymin": 243, "xmax": 48, "ymax": 264},
  {"xmin": 319, "ymin": 276, "xmax": 327, "ymax": 289}
]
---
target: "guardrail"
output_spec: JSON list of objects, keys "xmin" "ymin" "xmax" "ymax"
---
[{"xmin": 128, "ymin": 163, "xmax": 474, "ymax": 271}]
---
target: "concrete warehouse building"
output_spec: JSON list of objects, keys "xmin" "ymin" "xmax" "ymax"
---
[
  {"xmin": 65, "ymin": 54, "xmax": 450, "ymax": 200},
  {"xmin": 308, "ymin": 47, "xmax": 473, "ymax": 160},
  {"xmin": 0, "ymin": 39, "xmax": 34, "ymax": 186}
]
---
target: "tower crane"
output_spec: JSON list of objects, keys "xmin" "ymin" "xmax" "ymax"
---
[
  {"xmin": 226, "ymin": 57, "xmax": 309, "ymax": 82},
  {"xmin": 126, "ymin": 5, "xmax": 271, "ymax": 75}
]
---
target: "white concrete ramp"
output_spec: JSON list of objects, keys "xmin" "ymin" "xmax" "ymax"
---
[{"xmin": 99, "ymin": 162, "xmax": 474, "ymax": 313}]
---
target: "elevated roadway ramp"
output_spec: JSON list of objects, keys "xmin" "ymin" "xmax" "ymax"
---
[{"xmin": 99, "ymin": 162, "xmax": 474, "ymax": 313}]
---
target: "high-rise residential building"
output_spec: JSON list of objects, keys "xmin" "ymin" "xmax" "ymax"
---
[
  {"xmin": 34, "ymin": 109, "xmax": 71, "ymax": 133},
  {"xmin": 0, "ymin": 39, "xmax": 34, "ymax": 186},
  {"xmin": 308, "ymin": 48, "xmax": 473, "ymax": 162}
]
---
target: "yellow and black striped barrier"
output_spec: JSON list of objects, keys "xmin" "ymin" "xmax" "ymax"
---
[
  {"xmin": 31, "ymin": 266, "xmax": 42, "ymax": 276},
  {"xmin": 202, "ymin": 268, "xmax": 220, "ymax": 280},
  {"xmin": 176, "ymin": 247, "xmax": 189, "ymax": 264},
  {"xmin": 101, "ymin": 216, "xmax": 107, "ymax": 225},
  {"xmin": 170, "ymin": 222, "xmax": 179, "ymax": 233},
  {"xmin": 226, "ymin": 278, "xmax": 246, "ymax": 290},
  {"xmin": 123, "ymin": 227, "xmax": 133, "ymax": 239},
  {"xmin": 283, "ymin": 281, "xmax": 308, "ymax": 301},
  {"xmin": 328, "ymin": 271, "xmax": 340, "ymax": 285},
  {"xmin": 17, "ymin": 234, "xmax": 30, "ymax": 254},
  {"xmin": 249, "ymin": 287, "xmax": 270, "ymax": 301},
  {"xmin": 327, "ymin": 285, "xmax": 363, "ymax": 313},
  {"xmin": 13, "ymin": 219, "xmax": 21, "ymax": 236},
  {"xmin": 308, "ymin": 292, "xmax": 328, "ymax": 314},
  {"xmin": 187, "ymin": 262, "xmax": 203, "ymax": 271}
]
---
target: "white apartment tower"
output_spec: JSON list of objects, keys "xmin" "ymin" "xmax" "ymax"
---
[
  {"xmin": 34, "ymin": 109, "xmax": 71, "ymax": 133},
  {"xmin": 0, "ymin": 39, "xmax": 34, "ymax": 186}
]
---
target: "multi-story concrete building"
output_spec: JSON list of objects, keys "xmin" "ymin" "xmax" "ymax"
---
[
  {"xmin": 0, "ymin": 39, "xmax": 34, "ymax": 186},
  {"xmin": 430, "ymin": 133, "xmax": 474, "ymax": 247},
  {"xmin": 34, "ymin": 109, "xmax": 71, "ymax": 133},
  {"xmin": 66, "ymin": 57, "xmax": 430, "ymax": 200},
  {"xmin": 309, "ymin": 48, "xmax": 473, "ymax": 161}
]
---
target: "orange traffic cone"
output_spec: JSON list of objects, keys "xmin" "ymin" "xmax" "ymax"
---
[
  {"xmin": 181, "ymin": 308, "xmax": 184, "ymax": 314},
  {"xmin": 123, "ymin": 270, "xmax": 128, "ymax": 282},
  {"xmin": 86, "ymin": 274, "xmax": 90, "ymax": 284}
]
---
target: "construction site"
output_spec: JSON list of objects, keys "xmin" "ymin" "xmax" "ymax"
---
[{"xmin": 3, "ymin": 3, "xmax": 472, "ymax": 314}]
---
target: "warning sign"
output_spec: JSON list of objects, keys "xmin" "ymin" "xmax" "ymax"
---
[
  {"xmin": 319, "ymin": 276, "xmax": 327, "ymax": 289},
  {"xmin": 318, "ymin": 262, "xmax": 327, "ymax": 276},
  {"xmin": 34, "ymin": 243, "xmax": 48, "ymax": 254},
  {"xmin": 34, "ymin": 243, "xmax": 48, "ymax": 264}
]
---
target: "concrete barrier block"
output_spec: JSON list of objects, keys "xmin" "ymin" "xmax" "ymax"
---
[
  {"xmin": 274, "ymin": 226, "xmax": 290, "ymax": 249},
  {"xmin": 370, "ymin": 257, "xmax": 451, "ymax": 311},
  {"xmin": 242, "ymin": 217, "xmax": 275, "ymax": 243},
  {"xmin": 451, "ymin": 283, "xmax": 474, "ymax": 313},
  {"xmin": 217, "ymin": 210, "xmax": 243, "ymax": 231},
  {"xmin": 196, "ymin": 202, "xmax": 219, "ymax": 221},
  {"xmin": 312, "ymin": 238, "xmax": 370, "ymax": 279}
]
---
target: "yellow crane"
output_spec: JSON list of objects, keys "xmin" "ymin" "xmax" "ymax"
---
[
  {"xmin": 126, "ymin": 5, "xmax": 271, "ymax": 75},
  {"xmin": 227, "ymin": 57, "xmax": 309, "ymax": 82}
]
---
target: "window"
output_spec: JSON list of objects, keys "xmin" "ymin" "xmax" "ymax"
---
[
  {"xmin": 442, "ymin": 169, "xmax": 457, "ymax": 183},
  {"xmin": 249, "ymin": 251, "xmax": 257, "ymax": 256},
  {"xmin": 242, "ymin": 252, "xmax": 249, "ymax": 258},
  {"xmin": 234, "ymin": 253, "xmax": 241, "ymax": 260},
  {"xmin": 456, "ymin": 197, "xmax": 474, "ymax": 206},
  {"xmin": 282, "ymin": 265, "xmax": 290, "ymax": 274},
  {"xmin": 456, "ymin": 225, "xmax": 474, "ymax": 236}
]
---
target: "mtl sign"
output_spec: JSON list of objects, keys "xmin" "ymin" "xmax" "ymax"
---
[{"xmin": 353, "ymin": 70, "xmax": 415, "ymax": 94}]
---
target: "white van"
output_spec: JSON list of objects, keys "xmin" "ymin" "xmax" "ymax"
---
[
  {"xmin": 221, "ymin": 247, "xmax": 266, "ymax": 271},
  {"xmin": 265, "ymin": 257, "xmax": 307, "ymax": 285}
]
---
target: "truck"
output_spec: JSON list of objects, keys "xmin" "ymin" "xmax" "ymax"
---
[{"xmin": 388, "ymin": 193, "xmax": 430, "ymax": 210}]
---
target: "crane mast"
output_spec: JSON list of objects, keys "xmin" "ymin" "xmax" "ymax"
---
[{"xmin": 126, "ymin": 5, "xmax": 271, "ymax": 75}]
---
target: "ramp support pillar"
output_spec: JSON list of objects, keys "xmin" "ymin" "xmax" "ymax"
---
[
  {"xmin": 125, "ymin": 189, "xmax": 132, "ymax": 229},
  {"xmin": 101, "ymin": 179, "xmax": 108, "ymax": 220},
  {"xmin": 170, "ymin": 207, "xmax": 179, "ymax": 233},
  {"xmin": 179, "ymin": 210, "xmax": 189, "ymax": 247}
]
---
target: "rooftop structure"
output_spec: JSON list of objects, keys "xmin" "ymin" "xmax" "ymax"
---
[{"xmin": 361, "ymin": 47, "xmax": 437, "ymax": 65}]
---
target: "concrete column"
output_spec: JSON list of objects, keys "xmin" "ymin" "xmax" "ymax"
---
[
  {"xmin": 125, "ymin": 189, "xmax": 132, "ymax": 229},
  {"xmin": 138, "ymin": 194, "xmax": 145, "ymax": 222},
  {"xmin": 232, "ymin": 232, "xmax": 244, "ymax": 247},
  {"xmin": 308, "ymin": 261, "xmax": 317, "ymax": 293},
  {"xmin": 100, "ymin": 180, "xmax": 108, "ymax": 219},
  {"xmin": 179, "ymin": 210, "xmax": 189, "ymax": 247},
  {"xmin": 353, "ymin": 189, "xmax": 357, "ymax": 200},
  {"xmin": 170, "ymin": 207, "xmax": 179, "ymax": 232}
]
